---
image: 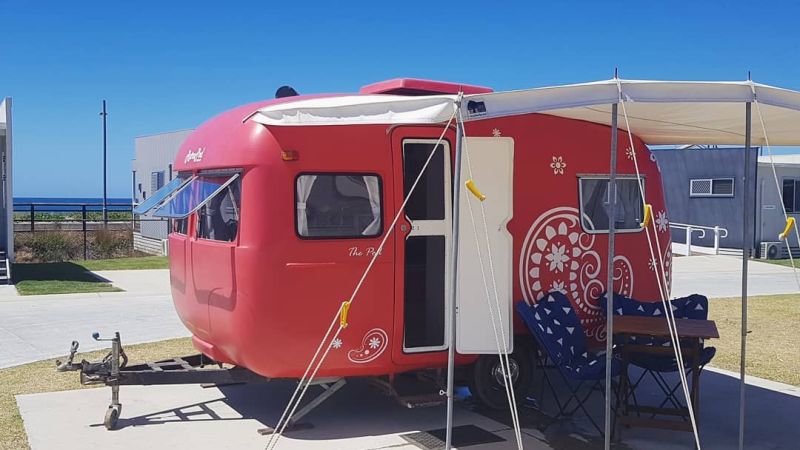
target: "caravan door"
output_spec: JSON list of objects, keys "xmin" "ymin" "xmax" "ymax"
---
[{"xmin": 390, "ymin": 127, "xmax": 455, "ymax": 364}]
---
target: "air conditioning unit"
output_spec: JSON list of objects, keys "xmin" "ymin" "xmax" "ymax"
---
[{"xmin": 760, "ymin": 241, "xmax": 784, "ymax": 260}]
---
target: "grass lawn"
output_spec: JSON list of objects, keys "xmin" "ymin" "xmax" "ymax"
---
[
  {"xmin": 0, "ymin": 337, "xmax": 193, "ymax": 450},
  {"xmin": 12, "ymin": 262, "xmax": 122, "ymax": 295},
  {"xmin": 708, "ymin": 294, "xmax": 800, "ymax": 387},
  {"xmin": 12, "ymin": 256, "xmax": 167, "ymax": 295},
  {"xmin": 755, "ymin": 257, "xmax": 800, "ymax": 269},
  {"xmin": 75, "ymin": 256, "xmax": 168, "ymax": 271}
]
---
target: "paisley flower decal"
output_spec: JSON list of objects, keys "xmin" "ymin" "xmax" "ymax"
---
[
  {"xmin": 369, "ymin": 336, "xmax": 381, "ymax": 349},
  {"xmin": 492, "ymin": 128, "xmax": 502, "ymax": 137},
  {"xmin": 545, "ymin": 244, "xmax": 569, "ymax": 273}
]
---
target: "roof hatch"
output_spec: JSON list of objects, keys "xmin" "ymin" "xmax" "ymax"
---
[{"xmin": 359, "ymin": 78, "xmax": 493, "ymax": 96}]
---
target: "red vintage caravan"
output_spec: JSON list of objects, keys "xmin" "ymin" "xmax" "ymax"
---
[{"xmin": 137, "ymin": 78, "xmax": 671, "ymax": 407}]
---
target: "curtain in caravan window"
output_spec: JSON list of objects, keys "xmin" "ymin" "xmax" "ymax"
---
[
  {"xmin": 297, "ymin": 174, "xmax": 382, "ymax": 238},
  {"xmin": 362, "ymin": 176, "xmax": 382, "ymax": 235},
  {"xmin": 296, "ymin": 175, "xmax": 318, "ymax": 236},
  {"xmin": 580, "ymin": 177, "xmax": 643, "ymax": 233}
]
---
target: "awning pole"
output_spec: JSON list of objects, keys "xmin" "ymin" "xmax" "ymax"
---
[
  {"xmin": 738, "ymin": 100, "xmax": 753, "ymax": 450},
  {"xmin": 445, "ymin": 99, "xmax": 464, "ymax": 450},
  {"xmin": 604, "ymin": 100, "xmax": 619, "ymax": 449}
]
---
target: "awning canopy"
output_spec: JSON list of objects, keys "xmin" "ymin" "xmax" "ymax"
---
[{"xmin": 249, "ymin": 79, "xmax": 800, "ymax": 146}]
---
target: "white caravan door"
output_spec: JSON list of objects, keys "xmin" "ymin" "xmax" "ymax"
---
[{"xmin": 456, "ymin": 137, "xmax": 514, "ymax": 354}]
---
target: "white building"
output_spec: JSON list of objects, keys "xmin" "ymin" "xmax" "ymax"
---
[
  {"xmin": 0, "ymin": 98, "xmax": 13, "ymax": 283},
  {"xmin": 756, "ymin": 154, "xmax": 800, "ymax": 257},
  {"xmin": 131, "ymin": 130, "xmax": 192, "ymax": 255}
]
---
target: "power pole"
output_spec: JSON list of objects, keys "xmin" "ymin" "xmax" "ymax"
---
[{"xmin": 100, "ymin": 100, "xmax": 108, "ymax": 226}]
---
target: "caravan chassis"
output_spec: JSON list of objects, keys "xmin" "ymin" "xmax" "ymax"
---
[{"xmin": 55, "ymin": 332, "xmax": 456, "ymax": 431}]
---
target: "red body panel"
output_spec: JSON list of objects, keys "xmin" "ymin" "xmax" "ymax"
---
[{"xmin": 169, "ymin": 86, "xmax": 671, "ymax": 379}]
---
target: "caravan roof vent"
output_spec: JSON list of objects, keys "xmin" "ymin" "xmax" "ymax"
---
[{"xmin": 359, "ymin": 78, "xmax": 493, "ymax": 96}]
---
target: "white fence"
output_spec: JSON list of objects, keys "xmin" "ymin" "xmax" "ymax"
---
[{"xmin": 670, "ymin": 222, "xmax": 729, "ymax": 256}]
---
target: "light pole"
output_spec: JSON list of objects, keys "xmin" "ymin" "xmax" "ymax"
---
[{"xmin": 100, "ymin": 100, "xmax": 108, "ymax": 226}]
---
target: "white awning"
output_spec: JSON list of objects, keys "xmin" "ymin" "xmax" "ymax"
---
[
  {"xmin": 250, "ymin": 94, "xmax": 457, "ymax": 126},
  {"xmin": 248, "ymin": 79, "xmax": 800, "ymax": 146}
]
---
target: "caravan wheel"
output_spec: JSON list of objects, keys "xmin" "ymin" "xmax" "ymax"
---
[{"xmin": 468, "ymin": 339, "xmax": 534, "ymax": 410}]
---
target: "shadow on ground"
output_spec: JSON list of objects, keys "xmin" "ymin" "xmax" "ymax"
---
[{"xmin": 73, "ymin": 368, "xmax": 799, "ymax": 449}]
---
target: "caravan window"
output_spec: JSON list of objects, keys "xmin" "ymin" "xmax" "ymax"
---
[
  {"xmin": 296, "ymin": 174, "xmax": 382, "ymax": 238},
  {"xmin": 197, "ymin": 177, "xmax": 241, "ymax": 242},
  {"xmin": 579, "ymin": 177, "xmax": 644, "ymax": 233},
  {"xmin": 153, "ymin": 173, "xmax": 239, "ymax": 219}
]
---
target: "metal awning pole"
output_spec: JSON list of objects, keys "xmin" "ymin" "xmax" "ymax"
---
[
  {"xmin": 445, "ymin": 100, "xmax": 463, "ymax": 450},
  {"xmin": 604, "ymin": 101, "xmax": 620, "ymax": 449},
  {"xmin": 738, "ymin": 100, "xmax": 753, "ymax": 450}
]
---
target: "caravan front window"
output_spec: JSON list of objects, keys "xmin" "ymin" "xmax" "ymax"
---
[
  {"xmin": 296, "ymin": 174, "xmax": 382, "ymax": 238},
  {"xmin": 197, "ymin": 177, "xmax": 241, "ymax": 242},
  {"xmin": 579, "ymin": 177, "xmax": 644, "ymax": 233},
  {"xmin": 153, "ymin": 173, "xmax": 240, "ymax": 219}
]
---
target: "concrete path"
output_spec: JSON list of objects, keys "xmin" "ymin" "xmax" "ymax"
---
[
  {"xmin": 0, "ymin": 269, "xmax": 189, "ymax": 369},
  {"xmin": 671, "ymin": 254, "xmax": 800, "ymax": 298},
  {"xmin": 16, "ymin": 369, "xmax": 800, "ymax": 450}
]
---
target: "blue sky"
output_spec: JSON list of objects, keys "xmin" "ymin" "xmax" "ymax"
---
[{"xmin": 2, "ymin": 1, "xmax": 799, "ymax": 197}]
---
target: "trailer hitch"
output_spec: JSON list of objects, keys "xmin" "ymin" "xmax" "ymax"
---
[{"xmin": 55, "ymin": 332, "xmax": 128, "ymax": 429}]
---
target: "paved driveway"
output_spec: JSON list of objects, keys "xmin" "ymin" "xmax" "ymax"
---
[
  {"xmin": 0, "ymin": 269, "xmax": 189, "ymax": 369},
  {"xmin": 672, "ymin": 255, "xmax": 800, "ymax": 298}
]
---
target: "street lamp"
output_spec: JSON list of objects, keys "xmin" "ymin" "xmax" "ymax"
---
[{"xmin": 100, "ymin": 100, "xmax": 108, "ymax": 226}]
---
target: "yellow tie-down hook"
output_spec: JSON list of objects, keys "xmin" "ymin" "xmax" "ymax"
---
[
  {"xmin": 465, "ymin": 179, "xmax": 486, "ymax": 202},
  {"xmin": 641, "ymin": 204, "xmax": 653, "ymax": 228},
  {"xmin": 779, "ymin": 217, "xmax": 796, "ymax": 240},
  {"xmin": 340, "ymin": 300, "xmax": 352, "ymax": 328}
]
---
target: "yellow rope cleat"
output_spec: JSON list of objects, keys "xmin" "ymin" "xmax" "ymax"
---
[
  {"xmin": 779, "ymin": 217, "xmax": 796, "ymax": 240},
  {"xmin": 641, "ymin": 203, "xmax": 653, "ymax": 228},
  {"xmin": 465, "ymin": 179, "xmax": 486, "ymax": 201}
]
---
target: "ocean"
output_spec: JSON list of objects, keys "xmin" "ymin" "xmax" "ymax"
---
[{"xmin": 13, "ymin": 197, "xmax": 133, "ymax": 212}]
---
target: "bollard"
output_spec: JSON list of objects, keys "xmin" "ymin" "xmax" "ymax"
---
[
  {"xmin": 713, "ymin": 226, "xmax": 721, "ymax": 255},
  {"xmin": 686, "ymin": 226, "xmax": 693, "ymax": 256}
]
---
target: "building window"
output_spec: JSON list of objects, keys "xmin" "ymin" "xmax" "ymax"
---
[
  {"xmin": 782, "ymin": 179, "xmax": 800, "ymax": 213},
  {"xmin": 296, "ymin": 174, "xmax": 382, "ymax": 238},
  {"xmin": 151, "ymin": 171, "xmax": 165, "ymax": 193},
  {"xmin": 579, "ymin": 177, "xmax": 644, "ymax": 233},
  {"xmin": 197, "ymin": 177, "xmax": 241, "ymax": 242},
  {"xmin": 690, "ymin": 178, "xmax": 735, "ymax": 197}
]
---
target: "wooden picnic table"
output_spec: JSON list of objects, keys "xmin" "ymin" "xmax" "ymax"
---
[{"xmin": 612, "ymin": 315, "xmax": 719, "ymax": 435}]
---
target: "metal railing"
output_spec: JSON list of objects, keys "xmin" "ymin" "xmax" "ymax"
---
[
  {"xmin": 13, "ymin": 202, "xmax": 167, "ymax": 260},
  {"xmin": 670, "ymin": 222, "xmax": 729, "ymax": 255}
]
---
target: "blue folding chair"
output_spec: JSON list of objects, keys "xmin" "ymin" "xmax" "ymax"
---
[
  {"xmin": 517, "ymin": 292, "xmax": 620, "ymax": 434},
  {"xmin": 601, "ymin": 293, "xmax": 716, "ymax": 416}
]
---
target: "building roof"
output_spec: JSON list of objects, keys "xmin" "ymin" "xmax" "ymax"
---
[{"xmin": 758, "ymin": 154, "xmax": 800, "ymax": 166}]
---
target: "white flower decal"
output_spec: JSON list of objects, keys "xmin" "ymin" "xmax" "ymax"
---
[
  {"xmin": 625, "ymin": 147, "xmax": 636, "ymax": 160},
  {"xmin": 655, "ymin": 210, "xmax": 669, "ymax": 233},
  {"xmin": 492, "ymin": 128, "xmax": 502, "ymax": 137},
  {"xmin": 545, "ymin": 243, "xmax": 569, "ymax": 273},
  {"xmin": 368, "ymin": 336, "xmax": 381, "ymax": 349},
  {"xmin": 648, "ymin": 258, "xmax": 658, "ymax": 271},
  {"xmin": 331, "ymin": 338, "xmax": 342, "ymax": 349},
  {"xmin": 550, "ymin": 156, "xmax": 567, "ymax": 175},
  {"xmin": 551, "ymin": 280, "xmax": 567, "ymax": 294}
]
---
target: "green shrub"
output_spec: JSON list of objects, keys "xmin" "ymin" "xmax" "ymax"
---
[
  {"xmin": 15, "ymin": 231, "xmax": 82, "ymax": 262},
  {"xmin": 90, "ymin": 229, "xmax": 133, "ymax": 259}
]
